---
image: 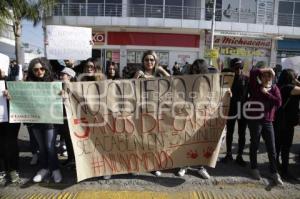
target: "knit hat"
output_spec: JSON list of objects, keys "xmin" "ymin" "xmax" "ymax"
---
[{"xmin": 60, "ymin": 67, "xmax": 76, "ymax": 78}]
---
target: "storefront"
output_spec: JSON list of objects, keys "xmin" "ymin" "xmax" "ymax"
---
[
  {"xmin": 92, "ymin": 31, "xmax": 200, "ymax": 74},
  {"xmin": 277, "ymin": 39, "xmax": 300, "ymax": 63},
  {"xmin": 205, "ymin": 32, "xmax": 272, "ymax": 73}
]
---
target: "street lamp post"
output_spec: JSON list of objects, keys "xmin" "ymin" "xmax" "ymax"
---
[{"xmin": 209, "ymin": 0, "xmax": 216, "ymax": 66}]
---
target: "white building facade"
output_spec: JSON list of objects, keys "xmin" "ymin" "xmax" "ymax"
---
[
  {"xmin": 0, "ymin": 22, "xmax": 15, "ymax": 59},
  {"xmin": 45, "ymin": 0, "xmax": 300, "ymax": 73}
]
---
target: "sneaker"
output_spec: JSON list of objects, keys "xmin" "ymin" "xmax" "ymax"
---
[
  {"xmin": 251, "ymin": 169, "xmax": 261, "ymax": 180},
  {"xmin": 61, "ymin": 151, "xmax": 68, "ymax": 157},
  {"xmin": 177, "ymin": 168, "xmax": 187, "ymax": 177},
  {"xmin": 30, "ymin": 154, "xmax": 38, "ymax": 166},
  {"xmin": 52, "ymin": 169, "xmax": 62, "ymax": 183},
  {"xmin": 9, "ymin": 170, "xmax": 24, "ymax": 185},
  {"xmin": 235, "ymin": 156, "xmax": 247, "ymax": 167},
  {"xmin": 220, "ymin": 155, "xmax": 233, "ymax": 163},
  {"xmin": 198, "ymin": 167, "xmax": 210, "ymax": 179},
  {"xmin": 271, "ymin": 173, "xmax": 284, "ymax": 186},
  {"xmin": 103, "ymin": 175, "xmax": 111, "ymax": 180},
  {"xmin": 153, "ymin": 171, "xmax": 162, "ymax": 177},
  {"xmin": 33, "ymin": 169, "xmax": 49, "ymax": 183},
  {"xmin": 0, "ymin": 171, "xmax": 7, "ymax": 186}
]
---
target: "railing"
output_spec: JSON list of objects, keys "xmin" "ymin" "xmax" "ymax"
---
[
  {"xmin": 51, "ymin": 3, "xmax": 300, "ymax": 27},
  {"xmin": 53, "ymin": 3, "xmax": 122, "ymax": 17}
]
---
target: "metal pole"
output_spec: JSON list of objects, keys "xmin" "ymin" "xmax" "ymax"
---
[{"xmin": 209, "ymin": 0, "xmax": 216, "ymax": 66}]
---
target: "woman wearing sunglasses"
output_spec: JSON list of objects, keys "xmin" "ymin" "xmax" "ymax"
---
[
  {"xmin": 26, "ymin": 58, "xmax": 62, "ymax": 183},
  {"xmin": 134, "ymin": 50, "xmax": 169, "ymax": 177},
  {"xmin": 134, "ymin": 50, "xmax": 170, "ymax": 79}
]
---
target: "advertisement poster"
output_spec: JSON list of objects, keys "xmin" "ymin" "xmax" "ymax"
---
[{"xmin": 256, "ymin": 0, "xmax": 274, "ymax": 24}]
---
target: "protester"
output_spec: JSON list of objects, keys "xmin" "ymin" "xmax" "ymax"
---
[
  {"xmin": 274, "ymin": 69, "xmax": 300, "ymax": 180},
  {"xmin": 0, "ymin": 69, "xmax": 22, "ymax": 186},
  {"xmin": 134, "ymin": 50, "xmax": 170, "ymax": 79},
  {"xmin": 247, "ymin": 66, "xmax": 283, "ymax": 185},
  {"xmin": 79, "ymin": 58, "xmax": 105, "ymax": 81},
  {"xmin": 181, "ymin": 62, "xmax": 190, "ymax": 74},
  {"xmin": 26, "ymin": 58, "xmax": 62, "ymax": 183},
  {"xmin": 172, "ymin": 61, "xmax": 182, "ymax": 75},
  {"xmin": 106, "ymin": 61, "xmax": 120, "ymax": 80},
  {"xmin": 8, "ymin": 60, "xmax": 22, "ymax": 81},
  {"xmin": 221, "ymin": 58, "xmax": 249, "ymax": 167},
  {"xmin": 179, "ymin": 59, "xmax": 211, "ymax": 179},
  {"xmin": 134, "ymin": 50, "xmax": 170, "ymax": 177},
  {"xmin": 122, "ymin": 64, "xmax": 139, "ymax": 79},
  {"xmin": 56, "ymin": 67, "xmax": 76, "ymax": 169}
]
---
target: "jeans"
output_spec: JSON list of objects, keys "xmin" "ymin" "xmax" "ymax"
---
[
  {"xmin": 248, "ymin": 120, "xmax": 278, "ymax": 173},
  {"xmin": 0, "ymin": 123, "xmax": 20, "ymax": 172},
  {"xmin": 32, "ymin": 125, "xmax": 59, "ymax": 171}
]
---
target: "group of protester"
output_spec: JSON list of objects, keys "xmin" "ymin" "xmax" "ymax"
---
[{"xmin": 0, "ymin": 50, "xmax": 299, "ymax": 186}]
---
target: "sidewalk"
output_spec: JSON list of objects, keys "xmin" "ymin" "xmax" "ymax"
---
[{"xmin": 0, "ymin": 125, "xmax": 299, "ymax": 198}]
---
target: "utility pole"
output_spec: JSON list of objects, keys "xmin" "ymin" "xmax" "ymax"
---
[{"xmin": 209, "ymin": 0, "xmax": 216, "ymax": 66}]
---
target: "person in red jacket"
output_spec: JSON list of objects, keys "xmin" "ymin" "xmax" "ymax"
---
[{"xmin": 247, "ymin": 66, "xmax": 283, "ymax": 185}]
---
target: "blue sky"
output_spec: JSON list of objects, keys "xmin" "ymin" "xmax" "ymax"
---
[{"xmin": 22, "ymin": 20, "xmax": 44, "ymax": 52}]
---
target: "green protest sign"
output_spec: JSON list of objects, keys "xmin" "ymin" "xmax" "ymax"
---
[{"xmin": 7, "ymin": 82, "xmax": 63, "ymax": 124}]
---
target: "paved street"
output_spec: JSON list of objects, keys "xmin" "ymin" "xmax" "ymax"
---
[{"xmin": 0, "ymin": 124, "xmax": 299, "ymax": 198}]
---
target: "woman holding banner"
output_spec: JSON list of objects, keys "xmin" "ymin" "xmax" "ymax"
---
[
  {"xmin": 135, "ymin": 50, "xmax": 170, "ymax": 177},
  {"xmin": 0, "ymin": 69, "xmax": 22, "ymax": 186},
  {"xmin": 134, "ymin": 50, "xmax": 170, "ymax": 79},
  {"xmin": 26, "ymin": 58, "xmax": 62, "ymax": 183},
  {"xmin": 79, "ymin": 58, "xmax": 106, "ymax": 81}
]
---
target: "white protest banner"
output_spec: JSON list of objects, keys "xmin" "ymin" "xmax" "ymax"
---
[
  {"xmin": 46, "ymin": 25, "xmax": 92, "ymax": 60},
  {"xmin": 64, "ymin": 73, "xmax": 234, "ymax": 182},
  {"xmin": 0, "ymin": 53, "xmax": 9, "ymax": 77},
  {"xmin": 0, "ymin": 81, "xmax": 8, "ymax": 122},
  {"xmin": 282, "ymin": 56, "xmax": 300, "ymax": 75}
]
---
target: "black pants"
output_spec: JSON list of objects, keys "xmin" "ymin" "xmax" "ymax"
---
[
  {"xmin": 0, "ymin": 123, "xmax": 21, "ymax": 172},
  {"xmin": 56, "ymin": 120, "xmax": 74, "ymax": 161},
  {"xmin": 226, "ymin": 106, "xmax": 247, "ymax": 157},
  {"xmin": 248, "ymin": 120, "xmax": 278, "ymax": 173},
  {"xmin": 274, "ymin": 122, "xmax": 295, "ymax": 173}
]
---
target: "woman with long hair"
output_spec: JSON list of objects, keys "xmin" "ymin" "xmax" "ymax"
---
[
  {"xmin": 106, "ymin": 61, "xmax": 120, "ymax": 80},
  {"xmin": 27, "ymin": 58, "xmax": 62, "ymax": 183},
  {"xmin": 79, "ymin": 58, "xmax": 105, "ymax": 81},
  {"xmin": 134, "ymin": 50, "xmax": 169, "ymax": 177},
  {"xmin": 275, "ymin": 69, "xmax": 300, "ymax": 180},
  {"xmin": 134, "ymin": 50, "xmax": 170, "ymax": 79}
]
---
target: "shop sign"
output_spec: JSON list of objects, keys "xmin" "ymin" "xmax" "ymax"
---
[
  {"xmin": 206, "ymin": 34, "xmax": 272, "ymax": 49},
  {"xmin": 92, "ymin": 32, "xmax": 105, "ymax": 45}
]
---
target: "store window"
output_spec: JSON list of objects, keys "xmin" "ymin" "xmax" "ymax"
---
[{"xmin": 278, "ymin": 1, "xmax": 294, "ymax": 26}]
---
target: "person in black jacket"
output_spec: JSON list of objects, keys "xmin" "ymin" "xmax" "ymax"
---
[
  {"xmin": 275, "ymin": 69, "xmax": 300, "ymax": 180},
  {"xmin": 0, "ymin": 69, "xmax": 22, "ymax": 186},
  {"xmin": 221, "ymin": 58, "xmax": 249, "ymax": 167}
]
